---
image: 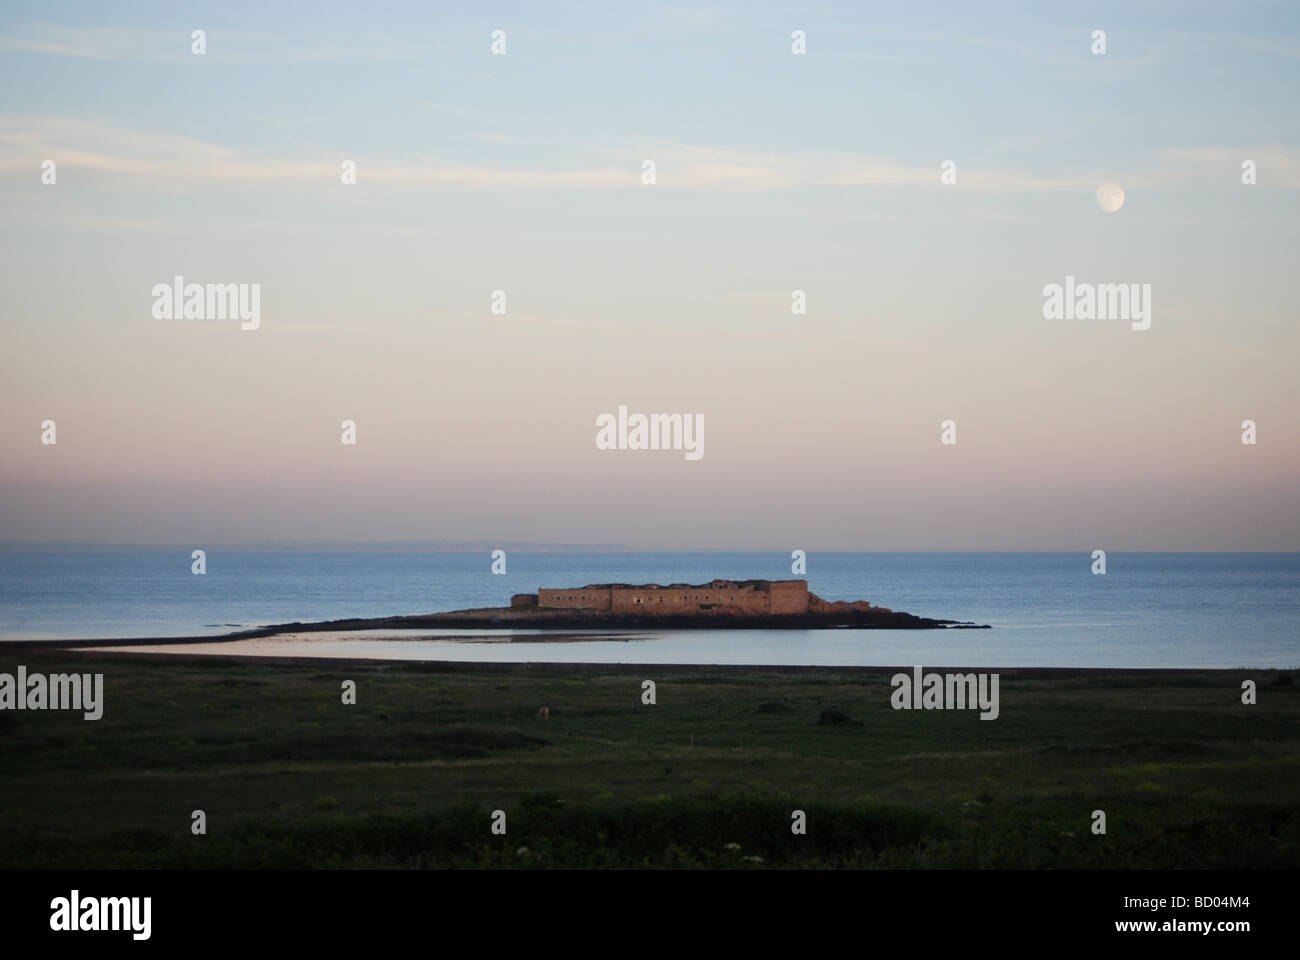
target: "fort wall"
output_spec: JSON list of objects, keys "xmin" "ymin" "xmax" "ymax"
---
[
  {"xmin": 537, "ymin": 587, "xmax": 612, "ymax": 610},
  {"xmin": 538, "ymin": 580, "xmax": 809, "ymax": 616},
  {"xmin": 769, "ymin": 580, "xmax": 810, "ymax": 615}
]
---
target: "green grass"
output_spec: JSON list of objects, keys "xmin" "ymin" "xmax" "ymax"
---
[{"xmin": 1, "ymin": 652, "xmax": 1297, "ymax": 868}]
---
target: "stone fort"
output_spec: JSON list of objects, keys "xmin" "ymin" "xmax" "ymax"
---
[{"xmin": 512, "ymin": 579, "xmax": 812, "ymax": 616}]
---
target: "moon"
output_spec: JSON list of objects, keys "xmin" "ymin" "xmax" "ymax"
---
[{"xmin": 1096, "ymin": 182, "xmax": 1125, "ymax": 213}]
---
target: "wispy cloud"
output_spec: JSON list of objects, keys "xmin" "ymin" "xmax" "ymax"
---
[
  {"xmin": 0, "ymin": 24, "xmax": 409, "ymax": 63},
  {"xmin": 0, "ymin": 25, "xmax": 182, "ymax": 60},
  {"xmin": 655, "ymin": 4, "xmax": 728, "ymax": 31},
  {"xmin": 4, "ymin": 115, "xmax": 1289, "ymax": 194},
  {"xmin": 1173, "ymin": 32, "xmax": 1300, "ymax": 59},
  {"xmin": 1156, "ymin": 146, "xmax": 1300, "ymax": 188}
]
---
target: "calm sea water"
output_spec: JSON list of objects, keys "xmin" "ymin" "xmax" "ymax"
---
[{"xmin": 0, "ymin": 552, "xmax": 1296, "ymax": 668}]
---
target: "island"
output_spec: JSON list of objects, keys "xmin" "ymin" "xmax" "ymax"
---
[{"xmin": 263, "ymin": 579, "xmax": 990, "ymax": 632}]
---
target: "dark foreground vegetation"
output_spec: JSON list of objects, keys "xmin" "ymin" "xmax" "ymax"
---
[{"xmin": 1, "ymin": 651, "xmax": 1296, "ymax": 868}]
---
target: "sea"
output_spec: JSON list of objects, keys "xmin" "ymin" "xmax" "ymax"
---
[{"xmin": 0, "ymin": 551, "xmax": 1296, "ymax": 668}]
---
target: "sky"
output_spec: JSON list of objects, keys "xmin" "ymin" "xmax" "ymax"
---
[{"xmin": 1, "ymin": 1, "xmax": 1297, "ymax": 550}]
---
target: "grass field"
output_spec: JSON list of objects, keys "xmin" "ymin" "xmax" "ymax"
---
[{"xmin": 2, "ymin": 651, "xmax": 1297, "ymax": 868}]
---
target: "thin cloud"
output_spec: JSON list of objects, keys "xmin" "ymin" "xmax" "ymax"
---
[
  {"xmin": 2, "ymin": 115, "xmax": 1276, "ymax": 193},
  {"xmin": 0, "ymin": 23, "xmax": 410, "ymax": 63},
  {"xmin": 655, "ymin": 4, "xmax": 727, "ymax": 30},
  {"xmin": 1156, "ymin": 146, "xmax": 1300, "ymax": 188}
]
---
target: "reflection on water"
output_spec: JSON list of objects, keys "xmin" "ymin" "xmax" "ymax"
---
[{"xmin": 78, "ymin": 624, "xmax": 1298, "ymax": 669}]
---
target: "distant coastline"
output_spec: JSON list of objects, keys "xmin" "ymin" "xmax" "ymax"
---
[{"xmin": 0, "ymin": 540, "xmax": 635, "ymax": 554}]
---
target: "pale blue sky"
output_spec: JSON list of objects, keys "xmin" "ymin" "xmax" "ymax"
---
[
  {"xmin": 3, "ymin": 1, "xmax": 1297, "ymax": 167},
  {"xmin": 1, "ymin": 2, "xmax": 1297, "ymax": 549}
]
